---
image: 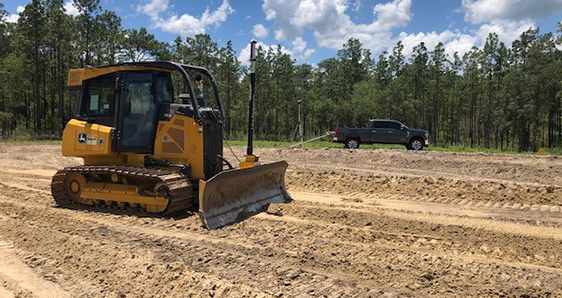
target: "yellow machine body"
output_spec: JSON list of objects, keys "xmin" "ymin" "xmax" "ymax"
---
[
  {"xmin": 53, "ymin": 61, "xmax": 291, "ymax": 229},
  {"xmin": 67, "ymin": 66, "xmax": 172, "ymax": 87},
  {"xmin": 62, "ymin": 115, "xmax": 206, "ymax": 179}
]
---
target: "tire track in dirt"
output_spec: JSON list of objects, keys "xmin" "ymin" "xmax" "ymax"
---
[
  {"xmin": 3, "ymin": 169, "xmax": 562, "ymax": 266},
  {"xmin": 243, "ymin": 147, "xmax": 562, "ymax": 187},
  {"xmin": 2, "ymin": 144, "xmax": 562, "ymax": 297},
  {"xmin": 292, "ymin": 191, "xmax": 562, "ymax": 229},
  {"xmin": 0, "ymin": 191, "xmax": 561, "ymax": 297},
  {"xmin": 3, "ymin": 184, "xmax": 562, "ymax": 267},
  {"xmin": 0, "ymin": 200, "xmax": 396, "ymax": 298},
  {"xmin": 0, "ymin": 211, "xmax": 279, "ymax": 298},
  {"xmin": 0, "ymin": 168, "xmax": 56, "ymax": 178},
  {"xmin": 286, "ymin": 168, "xmax": 562, "ymax": 206},
  {"xmin": 0, "ymin": 237, "xmax": 72, "ymax": 298}
]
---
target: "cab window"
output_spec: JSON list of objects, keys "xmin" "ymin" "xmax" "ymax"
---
[
  {"xmin": 120, "ymin": 72, "xmax": 156, "ymax": 150},
  {"xmin": 156, "ymin": 74, "xmax": 173, "ymax": 103},
  {"xmin": 83, "ymin": 74, "xmax": 116, "ymax": 117}
]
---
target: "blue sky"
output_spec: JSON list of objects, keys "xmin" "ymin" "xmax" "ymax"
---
[{"xmin": 4, "ymin": 0, "xmax": 562, "ymax": 64}]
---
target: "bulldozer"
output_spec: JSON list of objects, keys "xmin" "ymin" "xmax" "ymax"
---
[{"xmin": 51, "ymin": 42, "xmax": 291, "ymax": 229}]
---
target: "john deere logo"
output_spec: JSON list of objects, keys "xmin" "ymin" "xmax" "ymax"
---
[{"xmin": 78, "ymin": 133, "xmax": 87, "ymax": 143}]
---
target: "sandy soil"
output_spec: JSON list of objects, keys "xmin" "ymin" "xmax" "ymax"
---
[{"xmin": 0, "ymin": 143, "xmax": 561, "ymax": 297}]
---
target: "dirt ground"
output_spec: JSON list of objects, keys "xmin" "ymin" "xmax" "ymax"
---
[{"xmin": 1, "ymin": 143, "xmax": 562, "ymax": 298}]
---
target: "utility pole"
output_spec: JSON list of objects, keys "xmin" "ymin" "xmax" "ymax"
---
[
  {"xmin": 247, "ymin": 40, "xmax": 257, "ymax": 157},
  {"xmin": 298, "ymin": 99, "xmax": 304, "ymax": 148}
]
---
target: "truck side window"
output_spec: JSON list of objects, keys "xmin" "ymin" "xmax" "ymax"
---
[
  {"xmin": 373, "ymin": 121, "xmax": 385, "ymax": 129},
  {"xmin": 380, "ymin": 122, "xmax": 394, "ymax": 129},
  {"xmin": 388, "ymin": 122, "xmax": 401, "ymax": 130}
]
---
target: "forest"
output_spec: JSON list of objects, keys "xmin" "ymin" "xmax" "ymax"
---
[{"xmin": 2, "ymin": 0, "xmax": 562, "ymax": 152}]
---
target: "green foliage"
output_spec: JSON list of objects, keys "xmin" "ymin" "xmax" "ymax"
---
[
  {"xmin": 120, "ymin": 27, "xmax": 163, "ymax": 62},
  {"xmin": 1, "ymin": 0, "xmax": 562, "ymax": 154}
]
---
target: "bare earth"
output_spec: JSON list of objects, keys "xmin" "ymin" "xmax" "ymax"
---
[{"xmin": 1, "ymin": 143, "xmax": 562, "ymax": 298}]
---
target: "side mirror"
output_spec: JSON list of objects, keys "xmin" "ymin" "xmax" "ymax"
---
[{"xmin": 401, "ymin": 125, "xmax": 407, "ymax": 131}]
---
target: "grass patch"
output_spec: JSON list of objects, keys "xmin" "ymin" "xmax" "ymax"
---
[
  {"xmin": 225, "ymin": 139, "xmax": 405, "ymax": 150},
  {"xmin": 427, "ymin": 145, "xmax": 562, "ymax": 156},
  {"xmin": 226, "ymin": 139, "xmax": 562, "ymax": 156},
  {"xmin": 0, "ymin": 139, "xmax": 62, "ymax": 145},
  {"xmin": 3, "ymin": 137, "xmax": 560, "ymax": 156}
]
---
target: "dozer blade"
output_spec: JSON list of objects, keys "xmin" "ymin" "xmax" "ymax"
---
[{"xmin": 198, "ymin": 161, "xmax": 292, "ymax": 230}]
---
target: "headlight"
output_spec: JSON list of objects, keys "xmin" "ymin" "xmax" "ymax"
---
[{"xmin": 425, "ymin": 132, "xmax": 429, "ymax": 138}]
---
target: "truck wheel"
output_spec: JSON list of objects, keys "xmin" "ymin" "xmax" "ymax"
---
[
  {"xmin": 408, "ymin": 138, "xmax": 423, "ymax": 151},
  {"xmin": 345, "ymin": 139, "xmax": 360, "ymax": 149}
]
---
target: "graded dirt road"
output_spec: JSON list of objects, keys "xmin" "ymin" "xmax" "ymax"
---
[{"xmin": 1, "ymin": 143, "xmax": 562, "ymax": 297}]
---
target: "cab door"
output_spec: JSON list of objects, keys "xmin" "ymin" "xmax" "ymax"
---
[
  {"xmin": 115, "ymin": 72, "xmax": 158, "ymax": 153},
  {"xmin": 370, "ymin": 121, "xmax": 387, "ymax": 143},
  {"xmin": 386, "ymin": 121, "xmax": 408, "ymax": 144}
]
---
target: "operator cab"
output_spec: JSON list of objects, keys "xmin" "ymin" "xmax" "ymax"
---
[
  {"xmin": 71, "ymin": 62, "xmax": 225, "ymax": 158},
  {"xmin": 78, "ymin": 70, "xmax": 174, "ymax": 153}
]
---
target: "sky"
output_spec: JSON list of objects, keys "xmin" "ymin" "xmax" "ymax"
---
[{"xmin": 4, "ymin": 0, "xmax": 562, "ymax": 65}]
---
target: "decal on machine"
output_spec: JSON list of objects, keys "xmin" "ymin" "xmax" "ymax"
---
[
  {"xmin": 78, "ymin": 133, "xmax": 86, "ymax": 143},
  {"xmin": 86, "ymin": 135, "xmax": 97, "ymax": 145}
]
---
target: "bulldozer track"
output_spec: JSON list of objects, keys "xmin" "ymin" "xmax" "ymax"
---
[{"xmin": 51, "ymin": 165, "xmax": 194, "ymax": 216}]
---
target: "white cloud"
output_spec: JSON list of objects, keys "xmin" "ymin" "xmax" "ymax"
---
[
  {"xmin": 238, "ymin": 38, "xmax": 315, "ymax": 64},
  {"xmin": 262, "ymin": 0, "xmax": 412, "ymax": 53},
  {"xmin": 238, "ymin": 41, "xmax": 292, "ymax": 65},
  {"xmin": 462, "ymin": 0, "xmax": 562, "ymax": 23},
  {"xmin": 262, "ymin": 0, "xmax": 302, "ymax": 41},
  {"xmin": 137, "ymin": 0, "xmax": 169, "ymax": 21},
  {"xmin": 372, "ymin": 0, "xmax": 413, "ymax": 30},
  {"xmin": 4, "ymin": 5, "xmax": 24, "ymax": 23},
  {"xmin": 6, "ymin": 14, "xmax": 19, "ymax": 23},
  {"xmin": 444, "ymin": 34, "xmax": 479, "ymax": 57},
  {"xmin": 292, "ymin": 37, "xmax": 307, "ymax": 53},
  {"xmin": 398, "ymin": 31, "xmax": 455, "ymax": 56},
  {"xmin": 395, "ymin": 19, "xmax": 534, "ymax": 59},
  {"xmin": 4, "ymin": 3, "xmax": 80, "ymax": 22},
  {"xmin": 397, "ymin": 30, "xmax": 476, "ymax": 58},
  {"xmin": 138, "ymin": 0, "xmax": 234, "ymax": 38},
  {"xmin": 302, "ymin": 48, "xmax": 316, "ymax": 59},
  {"xmin": 292, "ymin": 37, "xmax": 315, "ymax": 60},
  {"xmin": 252, "ymin": 23, "xmax": 269, "ymax": 38},
  {"xmin": 476, "ymin": 20, "xmax": 535, "ymax": 45},
  {"xmin": 63, "ymin": 1, "xmax": 80, "ymax": 17},
  {"xmin": 352, "ymin": 0, "xmax": 362, "ymax": 12},
  {"xmin": 259, "ymin": 0, "xmax": 537, "ymax": 62}
]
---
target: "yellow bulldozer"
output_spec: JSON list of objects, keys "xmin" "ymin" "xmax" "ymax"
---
[{"xmin": 51, "ymin": 43, "xmax": 291, "ymax": 229}]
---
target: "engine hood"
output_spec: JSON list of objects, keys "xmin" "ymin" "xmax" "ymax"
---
[{"xmin": 409, "ymin": 128, "xmax": 428, "ymax": 136}]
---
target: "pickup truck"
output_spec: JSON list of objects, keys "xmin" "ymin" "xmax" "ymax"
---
[{"xmin": 333, "ymin": 119, "xmax": 429, "ymax": 150}]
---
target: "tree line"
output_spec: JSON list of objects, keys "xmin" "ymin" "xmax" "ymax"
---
[{"xmin": 1, "ymin": 0, "xmax": 562, "ymax": 152}]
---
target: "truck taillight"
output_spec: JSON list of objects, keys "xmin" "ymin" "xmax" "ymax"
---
[{"xmin": 334, "ymin": 129, "xmax": 339, "ymax": 137}]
